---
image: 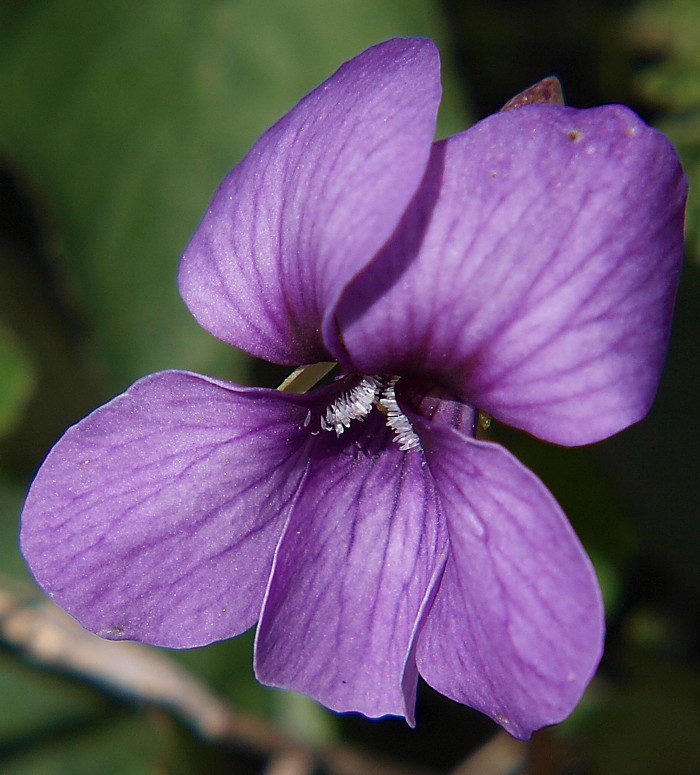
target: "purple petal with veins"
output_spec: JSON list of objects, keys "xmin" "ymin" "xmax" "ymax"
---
[
  {"xmin": 255, "ymin": 413, "xmax": 447, "ymax": 723},
  {"xmin": 414, "ymin": 416, "xmax": 604, "ymax": 739},
  {"xmin": 179, "ymin": 37, "xmax": 441, "ymax": 365},
  {"xmin": 335, "ymin": 105, "xmax": 686, "ymax": 445},
  {"xmin": 20, "ymin": 371, "xmax": 315, "ymax": 647},
  {"xmin": 20, "ymin": 39, "xmax": 687, "ymax": 737}
]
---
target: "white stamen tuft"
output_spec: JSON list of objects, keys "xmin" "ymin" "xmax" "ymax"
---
[
  {"xmin": 379, "ymin": 378, "xmax": 421, "ymax": 451},
  {"xmin": 320, "ymin": 376, "xmax": 383, "ymax": 437}
]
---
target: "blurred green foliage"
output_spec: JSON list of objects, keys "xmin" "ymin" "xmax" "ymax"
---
[
  {"xmin": 0, "ymin": 0, "xmax": 467, "ymax": 392},
  {"xmin": 0, "ymin": 327, "xmax": 34, "ymax": 439},
  {"xmin": 625, "ymin": 0, "xmax": 700, "ymax": 263},
  {"xmin": 0, "ymin": 1, "xmax": 698, "ymax": 773}
]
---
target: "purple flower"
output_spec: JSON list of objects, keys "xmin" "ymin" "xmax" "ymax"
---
[{"xmin": 20, "ymin": 38, "xmax": 686, "ymax": 739}]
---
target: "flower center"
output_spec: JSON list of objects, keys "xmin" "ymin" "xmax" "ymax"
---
[
  {"xmin": 318, "ymin": 374, "xmax": 420, "ymax": 451},
  {"xmin": 319, "ymin": 375, "xmax": 383, "ymax": 435},
  {"xmin": 378, "ymin": 377, "xmax": 421, "ymax": 451}
]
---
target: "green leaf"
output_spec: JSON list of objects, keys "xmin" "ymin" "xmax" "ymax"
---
[
  {"xmin": 0, "ymin": 703, "xmax": 163, "ymax": 775},
  {"xmin": 0, "ymin": 470, "xmax": 32, "ymax": 581},
  {"xmin": 0, "ymin": 649, "xmax": 110, "ymax": 752},
  {"xmin": 626, "ymin": 0, "xmax": 700, "ymax": 264},
  {"xmin": 0, "ymin": 327, "xmax": 35, "ymax": 439},
  {"xmin": 0, "ymin": 0, "xmax": 469, "ymax": 387}
]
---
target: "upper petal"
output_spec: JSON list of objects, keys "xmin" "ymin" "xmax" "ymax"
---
[
  {"xmin": 20, "ymin": 371, "xmax": 315, "ymax": 648},
  {"xmin": 335, "ymin": 105, "xmax": 687, "ymax": 445},
  {"xmin": 413, "ymin": 420, "xmax": 604, "ymax": 739},
  {"xmin": 179, "ymin": 37, "xmax": 441, "ymax": 365},
  {"xmin": 253, "ymin": 414, "xmax": 448, "ymax": 723}
]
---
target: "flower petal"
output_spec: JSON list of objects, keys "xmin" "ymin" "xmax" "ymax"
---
[
  {"xmin": 179, "ymin": 37, "xmax": 441, "ymax": 365},
  {"xmin": 254, "ymin": 414, "xmax": 448, "ymax": 722},
  {"xmin": 20, "ymin": 371, "xmax": 315, "ymax": 648},
  {"xmin": 413, "ymin": 420, "xmax": 604, "ymax": 739},
  {"xmin": 335, "ymin": 105, "xmax": 687, "ymax": 445}
]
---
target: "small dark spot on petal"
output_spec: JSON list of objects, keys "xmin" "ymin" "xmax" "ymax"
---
[
  {"xmin": 567, "ymin": 130, "xmax": 580, "ymax": 142},
  {"xmin": 491, "ymin": 170, "xmax": 498, "ymax": 178}
]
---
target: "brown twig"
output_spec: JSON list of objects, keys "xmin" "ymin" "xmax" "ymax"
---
[{"xmin": 448, "ymin": 730, "xmax": 528, "ymax": 775}]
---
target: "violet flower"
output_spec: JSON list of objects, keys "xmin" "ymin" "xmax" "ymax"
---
[{"xmin": 21, "ymin": 38, "xmax": 686, "ymax": 739}]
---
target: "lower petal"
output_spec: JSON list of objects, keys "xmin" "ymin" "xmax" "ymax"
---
[
  {"xmin": 415, "ymin": 422, "xmax": 604, "ymax": 739},
  {"xmin": 254, "ymin": 415, "xmax": 448, "ymax": 723},
  {"xmin": 21, "ymin": 371, "xmax": 313, "ymax": 647}
]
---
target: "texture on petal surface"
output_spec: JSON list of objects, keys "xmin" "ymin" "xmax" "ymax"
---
[
  {"xmin": 179, "ymin": 37, "xmax": 441, "ymax": 365},
  {"xmin": 19, "ymin": 33, "xmax": 688, "ymax": 740},
  {"xmin": 254, "ymin": 414, "xmax": 448, "ymax": 723},
  {"xmin": 20, "ymin": 371, "xmax": 316, "ymax": 647},
  {"xmin": 336, "ymin": 104, "xmax": 687, "ymax": 445},
  {"xmin": 414, "ymin": 419, "xmax": 604, "ymax": 739}
]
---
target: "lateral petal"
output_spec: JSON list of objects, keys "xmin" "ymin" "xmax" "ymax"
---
[
  {"xmin": 254, "ymin": 414, "xmax": 448, "ymax": 723},
  {"xmin": 20, "ymin": 371, "xmax": 315, "ymax": 648},
  {"xmin": 414, "ymin": 421, "xmax": 604, "ymax": 739},
  {"xmin": 336, "ymin": 105, "xmax": 687, "ymax": 445},
  {"xmin": 179, "ymin": 38, "xmax": 441, "ymax": 365}
]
